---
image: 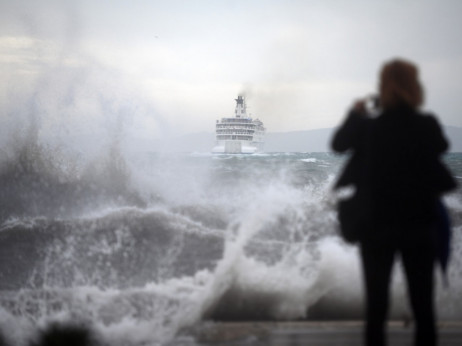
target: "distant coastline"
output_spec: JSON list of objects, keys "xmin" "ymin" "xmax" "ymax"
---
[{"xmin": 147, "ymin": 126, "xmax": 462, "ymax": 153}]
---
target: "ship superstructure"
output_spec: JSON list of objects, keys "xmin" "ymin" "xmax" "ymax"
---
[{"xmin": 212, "ymin": 96, "xmax": 265, "ymax": 154}]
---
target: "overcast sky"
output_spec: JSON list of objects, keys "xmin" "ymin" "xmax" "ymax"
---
[{"xmin": 1, "ymin": 0, "xmax": 462, "ymax": 142}]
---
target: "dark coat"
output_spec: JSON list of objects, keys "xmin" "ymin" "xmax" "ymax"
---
[{"xmin": 332, "ymin": 106, "xmax": 457, "ymax": 229}]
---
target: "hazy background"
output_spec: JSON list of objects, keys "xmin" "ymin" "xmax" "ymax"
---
[{"xmin": 1, "ymin": 0, "xmax": 462, "ymax": 152}]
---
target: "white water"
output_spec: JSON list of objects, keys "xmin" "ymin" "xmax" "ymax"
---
[{"xmin": 0, "ymin": 151, "xmax": 460, "ymax": 346}]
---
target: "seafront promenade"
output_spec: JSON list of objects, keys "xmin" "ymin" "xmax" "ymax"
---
[{"xmin": 171, "ymin": 321, "xmax": 462, "ymax": 345}]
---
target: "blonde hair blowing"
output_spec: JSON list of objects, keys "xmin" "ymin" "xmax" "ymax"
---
[{"xmin": 379, "ymin": 59, "xmax": 424, "ymax": 110}]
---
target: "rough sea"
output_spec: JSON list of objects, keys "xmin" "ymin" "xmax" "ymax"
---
[{"xmin": 0, "ymin": 141, "xmax": 461, "ymax": 345}]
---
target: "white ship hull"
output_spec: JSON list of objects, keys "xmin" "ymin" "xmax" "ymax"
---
[
  {"xmin": 212, "ymin": 142, "xmax": 261, "ymax": 154},
  {"xmin": 212, "ymin": 96, "xmax": 265, "ymax": 154}
]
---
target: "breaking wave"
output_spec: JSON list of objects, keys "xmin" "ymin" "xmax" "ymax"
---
[{"xmin": 0, "ymin": 119, "xmax": 461, "ymax": 345}]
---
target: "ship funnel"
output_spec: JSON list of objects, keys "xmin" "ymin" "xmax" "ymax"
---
[{"xmin": 235, "ymin": 95, "xmax": 246, "ymax": 118}]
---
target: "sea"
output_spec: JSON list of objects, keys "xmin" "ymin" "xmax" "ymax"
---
[{"xmin": 0, "ymin": 142, "xmax": 461, "ymax": 345}]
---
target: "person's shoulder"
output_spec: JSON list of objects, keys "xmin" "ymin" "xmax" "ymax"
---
[
  {"xmin": 415, "ymin": 111, "xmax": 448, "ymax": 150},
  {"xmin": 418, "ymin": 111, "xmax": 438, "ymax": 120},
  {"xmin": 416, "ymin": 111, "xmax": 443, "ymax": 129}
]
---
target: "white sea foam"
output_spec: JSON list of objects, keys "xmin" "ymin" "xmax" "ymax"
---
[
  {"xmin": 0, "ymin": 145, "xmax": 461, "ymax": 345},
  {"xmin": 301, "ymin": 158, "xmax": 317, "ymax": 163}
]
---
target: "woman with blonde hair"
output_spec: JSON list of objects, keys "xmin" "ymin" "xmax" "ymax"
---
[{"xmin": 332, "ymin": 59, "xmax": 456, "ymax": 346}]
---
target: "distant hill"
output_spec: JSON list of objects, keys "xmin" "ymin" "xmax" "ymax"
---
[
  {"xmin": 444, "ymin": 126, "xmax": 462, "ymax": 152},
  {"xmin": 266, "ymin": 126, "xmax": 462, "ymax": 152},
  {"xmin": 265, "ymin": 128, "xmax": 335, "ymax": 152},
  {"xmin": 147, "ymin": 126, "xmax": 462, "ymax": 153}
]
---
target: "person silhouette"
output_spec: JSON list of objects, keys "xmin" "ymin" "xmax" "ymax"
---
[{"xmin": 332, "ymin": 58, "xmax": 457, "ymax": 346}]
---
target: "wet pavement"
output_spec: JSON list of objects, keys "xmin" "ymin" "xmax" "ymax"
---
[{"xmin": 174, "ymin": 321, "xmax": 462, "ymax": 345}]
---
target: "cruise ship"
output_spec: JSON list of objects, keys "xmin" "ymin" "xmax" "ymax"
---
[{"xmin": 212, "ymin": 96, "xmax": 265, "ymax": 154}]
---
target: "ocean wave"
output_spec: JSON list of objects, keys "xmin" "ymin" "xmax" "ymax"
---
[
  {"xmin": 301, "ymin": 158, "xmax": 317, "ymax": 163},
  {"xmin": 0, "ymin": 140, "xmax": 461, "ymax": 344}
]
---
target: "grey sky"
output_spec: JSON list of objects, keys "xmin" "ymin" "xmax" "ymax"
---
[{"xmin": 1, "ymin": 0, "xmax": 462, "ymax": 142}]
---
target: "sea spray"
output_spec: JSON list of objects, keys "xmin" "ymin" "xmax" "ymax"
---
[
  {"xmin": 0, "ymin": 150, "xmax": 460, "ymax": 345},
  {"xmin": 1, "ymin": 34, "xmax": 461, "ymax": 346},
  {"xmin": 176, "ymin": 178, "xmax": 336, "ymax": 324}
]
